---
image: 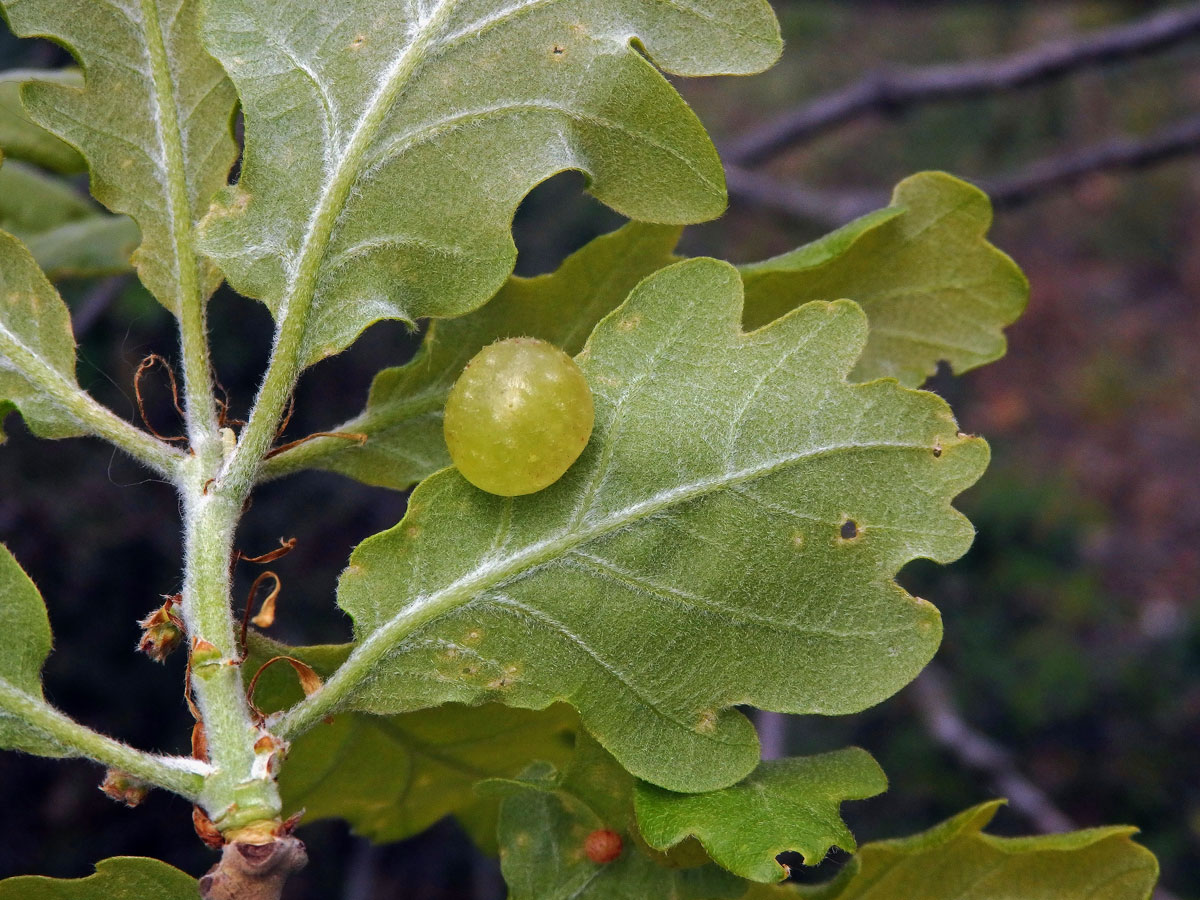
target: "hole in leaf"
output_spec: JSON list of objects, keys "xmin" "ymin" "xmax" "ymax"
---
[{"xmin": 840, "ymin": 519, "xmax": 858, "ymax": 540}]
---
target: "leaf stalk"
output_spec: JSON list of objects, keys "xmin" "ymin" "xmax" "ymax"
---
[
  {"xmin": 0, "ymin": 324, "xmax": 183, "ymax": 476},
  {"xmin": 0, "ymin": 676, "xmax": 208, "ymax": 801}
]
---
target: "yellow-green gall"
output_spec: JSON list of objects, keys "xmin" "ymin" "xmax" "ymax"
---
[{"xmin": 443, "ymin": 338, "xmax": 594, "ymax": 496}]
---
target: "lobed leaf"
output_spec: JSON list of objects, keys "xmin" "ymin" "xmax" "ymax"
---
[
  {"xmin": 491, "ymin": 734, "xmax": 747, "ymax": 899},
  {"xmin": 1, "ymin": 0, "xmax": 238, "ymax": 314},
  {"xmin": 262, "ymin": 221, "xmax": 683, "ymax": 488},
  {"xmin": 635, "ymin": 749, "xmax": 887, "ymax": 882},
  {"xmin": 0, "ymin": 230, "xmax": 88, "ymax": 439},
  {"xmin": 741, "ymin": 172, "xmax": 1029, "ymax": 387},
  {"xmin": 0, "ymin": 543, "xmax": 66, "ymax": 756},
  {"xmin": 792, "ymin": 801, "xmax": 1159, "ymax": 900},
  {"xmin": 264, "ymin": 174, "xmax": 1024, "ymax": 491},
  {"xmin": 197, "ymin": 0, "xmax": 780, "ymax": 366},
  {"xmin": 333, "ymin": 257, "xmax": 988, "ymax": 792},
  {"xmin": 0, "ymin": 69, "xmax": 85, "ymax": 175},
  {"xmin": 0, "ymin": 857, "xmax": 196, "ymax": 899}
]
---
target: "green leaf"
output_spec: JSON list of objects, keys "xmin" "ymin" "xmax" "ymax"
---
[
  {"xmin": 0, "ymin": 542, "xmax": 65, "ymax": 756},
  {"xmin": 0, "ymin": 159, "xmax": 137, "ymax": 280},
  {"xmin": 492, "ymin": 734, "xmax": 746, "ymax": 900},
  {"xmin": 287, "ymin": 704, "xmax": 578, "ymax": 848},
  {"xmin": 0, "ymin": 158, "xmax": 95, "ymax": 234},
  {"xmin": 263, "ymin": 221, "xmax": 683, "ymax": 489},
  {"xmin": 793, "ymin": 801, "xmax": 1159, "ymax": 900},
  {"xmin": 635, "ymin": 749, "xmax": 887, "ymax": 882},
  {"xmin": 0, "ymin": 857, "xmax": 196, "ymax": 899},
  {"xmin": 1, "ymin": 0, "xmax": 238, "ymax": 314},
  {"xmin": 333, "ymin": 257, "xmax": 987, "ymax": 792},
  {"xmin": 264, "ymin": 175, "xmax": 1027, "ymax": 490},
  {"xmin": 197, "ymin": 0, "xmax": 780, "ymax": 366},
  {"xmin": 740, "ymin": 172, "xmax": 1029, "ymax": 386},
  {"xmin": 23, "ymin": 216, "xmax": 140, "ymax": 281},
  {"xmin": 244, "ymin": 636, "xmax": 577, "ymax": 848},
  {"xmin": 0, "ymin": 230, "xmax": 88, "ymax": 438},
  {"xmin": 0, "ymin": 69, "xmax": 85, "ymax": 175}
]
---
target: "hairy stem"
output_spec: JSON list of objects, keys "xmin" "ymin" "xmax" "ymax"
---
[
  {"xmin": 0, "ymin": 676, "xmax": 208, "ymax": 801},
  {"xmin": 0, "ymin": 325, "xmax": 182, "ymax": 477},
  {"xmin": 179, "ymin": 451, "xmax": 282, "ymax": 831}
]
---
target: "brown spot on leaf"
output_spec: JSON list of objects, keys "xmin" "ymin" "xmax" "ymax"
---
[{"xmin": 585, "ymin": 829, "xmax": 622, "ymax": 864}]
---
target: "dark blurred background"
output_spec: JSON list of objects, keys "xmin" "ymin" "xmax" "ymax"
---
[{"xmin": 0, "ymin": 1, "xmax": 1197, "ymax": 897}]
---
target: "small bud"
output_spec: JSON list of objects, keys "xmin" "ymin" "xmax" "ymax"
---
[
  {"xmin": 584, "ymin": 829, "xmax": 622, "ymax": 864},
  {"xmin": 100, "ymin": 769, "xmax": 151, "ymax": 807},
  {"xmin": 137, "ymin": 597, "xmax": 184, "ymax": 663}
]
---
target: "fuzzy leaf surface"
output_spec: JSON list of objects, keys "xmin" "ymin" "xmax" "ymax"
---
[
  {"xmin": 0, "ymin": 857, "xmax": 196, "ymax": 899},
  {"xmin": 0, "ymin": 69, "xmax": 85, "ymax": 174},
  {"xmin": 245, "ymin": 636, "xmax": 577, "ymax": 847},
  {"xmin": 263, "ymin": 222, "xmax": 683, "ymax": 489},
  {"xmin": 0, "ymin": 543, "xmax": 65, "ymax": 756},
  {"xmin": 1, "ymin": 0, "xmax": 238, "ymax": 313},
  {"xmin": 0, "ymin": 160, "xmax": 137, "ymax": 280},
  {"xmin": 491, "ymin": 734, "xmax": 746, "ymax": 899},
  {"xmin": 794, "ymin": 801, "xmax": 1158, "ymax": 900},
  {"xmin": 635, "ymin": 749, "xmax": 887, "ymax": 882},
  {"xmin": 334, "ymin": 258, "xmax": 988, "ymax": 792},
  {"xmin": 198, "ymin": 0, "xmax": 779, "ymax": 366},
  {"xmin": 741, "ymin": 172, "xmax": 1029, "ymax": 386},
  {"xmin": 0, "ymin": 231, "xmax": 88, "ymax": 438},
  {"xmin": 266, "ymin": 174, "xmax": 1025, "ymax": 490}
]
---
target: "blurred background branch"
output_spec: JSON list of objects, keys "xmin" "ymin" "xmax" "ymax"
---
[
  {"xmin": 911, "ymin": 665, "xmax": 1183, "ymax": 900},
  {"xmin": 724, "ymin": 3, "xmax": 1200, "ymax": 165},
  {"xmin": 727, "ymin": 112, "xmax": 1200, "ymax": 225}
]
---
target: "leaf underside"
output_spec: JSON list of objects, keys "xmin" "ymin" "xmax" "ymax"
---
[
  {"xmin": 270, "ymin": 172, "xmax": 1023, "ymax": 493},
  {"xmin": 793, "ymin": 801, "xmax": 1159, "ymax": 900},
  {"xmin": 0, "ymin": 68, "xmax": 85, "ymax": 175},
  {"xmin": 336, "ymin": 257, "xmax": 987, "ymax": 793},
  {"xmin": 278, "ymin": 221, "xmax": 683, "ymax": 489},
  {"xmin": 1, "ymin": 0, "xmax": 238, "ymax": 313},
  {"xmin": 0, "ymin": 857, "xmax": 196, "ymax": 899},
  {"xmin": 741, "ymin": 172, "xmax": 1030, "ymax": 387},
  {"xmin": 197, "ymin": 0, "xmax": 781, "ymax": 366},
  {"xmin": 0, "ymin": 230, "xmax": 89, "ymax": 439},
  {"xmin": 634, "ymin": 749, "xmax": 888, "ymax": 882},
  {"xmin": 0, "ymin": 543, "xmax": 66, "ymax": 756}
]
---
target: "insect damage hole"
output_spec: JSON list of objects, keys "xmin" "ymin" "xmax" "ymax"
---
[{"xmin": 839, "ymin": 518, "xmax": 859, "ymax": 541}]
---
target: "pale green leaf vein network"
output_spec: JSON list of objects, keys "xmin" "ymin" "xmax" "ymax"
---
[
  {"xmin": 277, "ymin": 260, "xmax": 985, "ymax": 792},
  {"xmin": 286, "ymin": 443, "xmax": 939, "ymax": 730},
  {"xmin": 200, "ymin": 0, "xmax": 779, "ymax": 379}
]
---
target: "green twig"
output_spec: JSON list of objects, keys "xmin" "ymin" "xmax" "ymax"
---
[
  {"xmin": 0, "ymin": 676, "xmax": 207, "ymax": 801},
  {"xmin": 0, "ymin": 325, "xmax": 183, "ymax": 477}
]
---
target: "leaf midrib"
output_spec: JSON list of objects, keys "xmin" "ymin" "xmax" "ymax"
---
[
  {"xmin": 275, "ymin": 437, "xmax": 935, "ymax": 740},
  {"xmin": 273, "ymin": 0, "xmax": 461, "ymax": 327},
  {"xmin": 138, "ymin": 0, "xmax": 202, "ymax": 316}
]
